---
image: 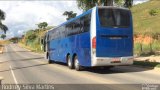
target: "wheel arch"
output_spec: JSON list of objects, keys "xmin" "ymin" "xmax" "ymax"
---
[
  {"xmin": 72, "ymin": 53, "xmax": 77, "ymax": 65},
  {"xmin": 46, "ymin": 52, "xmax": 49, "ymax": 59},
  {"xmin": 66, "ymin": 53, "xmax": 70, "ymax": 63}
]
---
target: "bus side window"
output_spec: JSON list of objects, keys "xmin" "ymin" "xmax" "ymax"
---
[
  {"xmin": 66, "ymin": 24, "xmax": 69, "ymax": 36},
  {"xmin": 84, "ymin": 14, "xmax": 91, "ymax": 32},
  {"xmin": 80, "ymin": 17, "xmax": 84, "ymax": 33},
  {"xmin": 67, "ymin": 23, "xmax": 73, "ymax": 36},
  {"xmin": 74, "ymin": 19, "xmax": 81, "ymax": 35},
  {"xmin": 80, "ymin": 14, "xmax": 91, "ymax": 33},
  {"xmin": 62, "ymin": 26, "xmax": 66, "ymax": 37}
]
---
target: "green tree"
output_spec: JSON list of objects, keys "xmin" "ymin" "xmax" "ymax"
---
[
  {"xmin": 9, "ymin": 37, "xmax": 19, "ymax": 43},
  {"xmin": 26, "ymin": 30, "xmax": 37, "ymax": 41},
  {"xmin": 0, "ymin": 9, "xmax": 8, "ymax": 34},
  {"xmin": 123, "ymin": 0, "xmax": 133, "ymax": 8},
  {"xmin": 37, "ymin": 22, "xmax": 48, "ymax": 29},
  {"xmin": 77, "ymin": 0, "xmax": 133, "ymax": 11},
  {"xmin": 1, "ymin": 34, "xmax": 6, "ymax": 39},
  {"xmin": 25, "ymin": 30, "xmax": 37, "ymax": 46},
  {"xmin": 63, "ymin": 11, "xmax": 77, "ymax": 20},
  {"xmin": 37, "ymin": 22, "xmax": 48, "ymax": 44},
  {"xmin": 27, "ymin": 34, "xmax": 37, "ymax": 41}
]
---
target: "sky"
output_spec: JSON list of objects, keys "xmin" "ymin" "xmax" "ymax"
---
[
  {"xmin": 0, "ymin": 0, "xmax": 149, "ymax": 39},
  {"xmin": 134, "ymin": 0, "xmax": 149, "ymax": 5}
]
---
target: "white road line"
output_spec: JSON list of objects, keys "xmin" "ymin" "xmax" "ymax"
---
[{"xmin": 10, "ymin": 65, "xmax": 20, "ymax": 90}]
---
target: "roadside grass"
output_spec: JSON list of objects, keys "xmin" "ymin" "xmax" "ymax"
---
[
  {"xmin": 19, "ymin": 37, "xmax": 44, "ymax": 54},
  {"xmin": 134, "ymin": 40, "xmax": 160, "ymax": 56},
  {"xmin": 0, "ymin": 45, "xmax": 3, "ymax": 51},
  {"xmin": 0, "ymin": 40, "xmax": 9, "ymax": 53},
  {"xmin": 134, "ymin": 43, "xmax": 142, "ymax": 55},
  {"xmin": 156, "ymin": 64, "xmax": 160, "ymax": 68},
  {"xmin": 134, "ymin": 61, "xmax": 160, "ymax": 68},
  {"xmin": 19, "ymin": 43, "xmax": 43, "ymax": 54},
  {"xmin": 0, "ymin": 40, "xmax": 10, "ymax": 45},
  {"xmin": 19, "ymin": 27, "xmax": 51, "ymax": 54},
  {"xmin": 152, "ymin": 40, "xmax": 160, "ymax": 52}
]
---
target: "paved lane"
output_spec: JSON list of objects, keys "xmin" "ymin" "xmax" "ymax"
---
[{"xmin": 0, "ymin": 44, "xmax": 160, "ymax": 90}]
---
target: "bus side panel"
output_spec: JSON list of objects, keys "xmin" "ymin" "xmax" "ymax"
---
[
  {"xmin": 76, "ymin": 32, "xmax": 91, "ymax": 67},
  {"xmin": 49, "ymin": 38, "xmax": 72, "ymax": 63},
  {"xmin": 63, "ymin": 32, "xmax": 91, "ymax": 67},
  {"xmin": 49, "ymin": 33, "xmax": 91, "ymax": 67},
  {"xmin": 58, "ymin": 38, "xmax": 71, "ymax": 63},
  {"xmin": 49, "ymin": 39, "xmax": 60, "ymax": 61}
]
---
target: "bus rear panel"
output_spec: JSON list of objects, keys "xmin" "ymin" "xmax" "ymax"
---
[{"xmin": 91, "ymin": 7, "xmax": 133, "ymax": 66}]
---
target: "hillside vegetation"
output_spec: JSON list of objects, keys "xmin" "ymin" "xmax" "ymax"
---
[
  {"xmin": 132, "ymin": 0, "xmax": 160, "ymax": 55},
  {"xmin": 132, "ymin": 0, "xmax": 160, "ymax": 34},
  {"xmin": 19, "ymin": 26, "xmax": 53, "ymax": 53}
]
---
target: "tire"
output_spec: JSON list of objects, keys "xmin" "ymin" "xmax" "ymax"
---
[
  {"xmin": 67, "ymin": 55, "xmax": 73, "ymax": 69},
  {"xmin": 74, "ymin": 56, "xmax": 82, "ymax": 71},
  {"xmin": 47, "ymin": 54, "xmax": 54, "ymax": 64},
  {"xmin": 101, "ymin": 66, "xmax": 114, "ymax": 70},
  {"xmin": 48, "ymin": 59, "xmax": 52, "ymax": 64}
]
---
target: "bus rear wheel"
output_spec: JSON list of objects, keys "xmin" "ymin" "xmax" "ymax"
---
[
  {"xmin": 47, "ymin": 54, "xmax": 53, "ymax": 64},
  {"xmin": 74, "ymin": 56, "xmax": 82, "ymax": 71},
  {"xmin": 67, "ymin": 55, "xmax": 73, "ymax": 69},
  {"xmin": 102, "ymin": 66, "xmax": 114, "ymax": 70},
  {"xmin": 48, "ymin": 59, "xmax": 52, "ymax": 64}
]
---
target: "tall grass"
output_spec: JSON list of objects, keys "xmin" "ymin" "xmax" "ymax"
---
[
  {"xmin": 19, "ymin": 38, "xmax": 43, "ymax": 53},
  {"xmin": 134, "ymin": 40, "xmax": 160, "ymax": 56}
]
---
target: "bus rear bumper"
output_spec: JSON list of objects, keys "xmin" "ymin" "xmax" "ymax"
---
[{"xmin": 91, "ymin": 56, "xmax": 134, "ymax": 67}]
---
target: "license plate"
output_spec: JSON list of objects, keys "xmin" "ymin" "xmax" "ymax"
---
[{"xmin": 111, "ymin": 58, "xmax": 121, "ymax": 63}]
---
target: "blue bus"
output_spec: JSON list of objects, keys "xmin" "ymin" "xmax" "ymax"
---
[{"xmin": 42, "ymin": 6, "xmax": 133, "ymax": 71}]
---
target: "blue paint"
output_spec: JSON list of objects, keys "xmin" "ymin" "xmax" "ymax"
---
[{"xmin": 45, "ymin": 6, "xmax": 133, "ymax": 67}]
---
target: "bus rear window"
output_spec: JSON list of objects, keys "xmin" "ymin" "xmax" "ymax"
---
[{"xmin": 98, "ymin": 8, "xmax": 130, "ymax": 28}]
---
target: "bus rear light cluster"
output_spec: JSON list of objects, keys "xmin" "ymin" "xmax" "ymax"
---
[{"xmin": 92, "ymin": 37, "xmax": 96, "ymax": 49}]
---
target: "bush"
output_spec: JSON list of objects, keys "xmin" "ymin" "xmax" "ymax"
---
[
  {"xmin": 134, "ymin": 40, "xmax": 160, "ymax": 56},
  {"xmin": 149, "ymin": 9, "xmax": 158, "ymax": 16},
  {"xmin": 27, "ymin": 34, "xmax": 37, "ymax": 41}
]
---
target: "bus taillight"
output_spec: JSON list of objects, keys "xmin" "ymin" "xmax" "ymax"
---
[{"xmin": 92, "ymin": 37, "xmax": 96, "ymax": 49}]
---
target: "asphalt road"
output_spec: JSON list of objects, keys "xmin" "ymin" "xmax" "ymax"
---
[{"xmin": 0, "ymin": 44, "xmax": 160, "ymax": 90}]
